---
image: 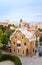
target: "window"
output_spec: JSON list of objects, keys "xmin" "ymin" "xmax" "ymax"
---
[
  {"xmin": 33, "ymin": 48, "xmax": 34, "ymax": 52},
  {"xmin": 18, "ymin": 49, "xmax": 19, "ymax": 53},
  {"xmin": 23, "ymin": 50, "xmax": 24, "ymax": 54},
  {"xmin": 24, "ymin": 43, "xmax": 26, "ymax": 46},
  {"xmin": 26, "ymin": 49, "xmax": 28, "ymax": 56},
  {"xmin": 14, "ymin": 49, "xmax": 15, "ymax": 52},
  {"xmin": 17, "ymin": 44, "xmax": 21, "ymax": 47},
  {"xmin": 13, "ymin": 42, "xmax": 15, "ymax": 45},
  {"xmin": 15, "ymin": 36, "xmax": 17, "ymax": 38},
  {"xmin": 10, "ymin": 49, "xmax": 11, "ymax": 52},
  {"xmin": 22, "ymin": 34, "xmax": 25, "ymax": 39},
  {"xmin": 22, "ymin": 37, "xmax": 23, "ymax": 39}
]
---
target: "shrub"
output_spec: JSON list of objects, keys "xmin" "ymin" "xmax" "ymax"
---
[
  {"xmin": 0, "ymin": 49, "xmax": 2, "ymax": 55},
  {"xmin": 0, "ymin": 54, "xmax": 22, "ymax": 65}
]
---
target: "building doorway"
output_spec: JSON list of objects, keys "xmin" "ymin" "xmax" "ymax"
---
[{"xmin": 26, "ymin": 49, "xmax": 28, "ymax": 56}]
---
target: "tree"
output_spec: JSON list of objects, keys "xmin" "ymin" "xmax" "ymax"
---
[
  {"xmin": 8, "ymin": 24, "xmax": 15, "ymax": 28},
  {"xmin": 1, "ymin": 34, "xmax": 8, "ymax": 45},
  {"xmin": 0, "ymin": 29, "xmax": 4, "ymax": 48},
  {"xmin": 0, "ymin": 40, "xmax": 3, "ymax": 48},
  {"xmin": 0, "ymin": 29, "xmax": 8, "ymax": 46},
  {"xmin": 38, "ymin": 28, "xmax": 42, "ymax": 32},
  {"xmin": 0, "ymin": 29, "xmax": 4, "ymax": 41},
  {"xmin": 0, "ymin": 25, "xmax": 8, "ymax": 33},
  {"xmin": 5, "ymin": 28, "xmax": 15, "ymax": 38},
  {"xmin": 34, "ymin": 29, "xmax": 39, "ymax": 47}
]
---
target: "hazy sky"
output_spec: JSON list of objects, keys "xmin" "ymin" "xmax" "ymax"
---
[{"xmin": 0, "ymin": 0, "xmax": 42, "ymax": 23}]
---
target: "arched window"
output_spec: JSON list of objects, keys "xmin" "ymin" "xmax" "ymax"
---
[
  {"xmin": 22, "ymin": 36, "xmax": 23, "ymax": 39},
  {"xmin": 18, "ymin": 49, "xmax": 19, "ymax": 53},
  {"xmin": 17, "ymin": 44, "xmax": 21, "ymax": 47},
  {"xmin": 33, "ymin": 48, "xmax": 34, "ymax": 52},
  {"xmin": 23, "ymin": 50, "xmax": 24, "ymax": 54},
  {"xmin": 17, "ymin": 40, "xmax": 21, "ymax": 48},
  {"xmin": 13, "ymin": 42, "xmax": 15, "ymax": 45},
  {"xmin": 24, "ymin": 42, "xmax": 26, "ymax": 46},
  {"xmin": 14, "ymin": 49, "xmax": 15, "ymax": 52},
  {"xmin": 15, "ymin": 36, "xmax": 17, "ymax": 38}
]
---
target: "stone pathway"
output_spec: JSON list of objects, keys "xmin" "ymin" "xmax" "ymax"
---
[
  {"xmin": 19, "ymin": 56, "xmax": 42, "ymax": 65},
  {"xmin": 0, "ymin": 61, "xmax": 15, "ymax": 65}
]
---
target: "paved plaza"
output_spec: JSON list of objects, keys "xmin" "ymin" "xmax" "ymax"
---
[{"xmin": 19, "ymin": 56, "xmax": 42, "ymax": 65}]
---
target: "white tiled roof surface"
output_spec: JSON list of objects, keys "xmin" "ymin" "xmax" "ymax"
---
[{"xmin": 10, "ymin": 28, "xmax": 36, "ymax": 42}]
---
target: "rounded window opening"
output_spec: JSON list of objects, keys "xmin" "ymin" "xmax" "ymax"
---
[
  {"xmin": 22, "ymin": 37, "xmax": 23, "ymax": 39},
  {"xmin": 13, "ymin": 42, "xmax": 15, "ymax": 45},
  {"xmin": 23, "ymin": 50, "xmax": 24, "ymax": 54},
  {"xmin": 17, "ymin": 40, "xmax": 21, "ymax": 48},
  {"xmin": 24, "ymin": 42, "xmax": 26, "ymax": 46},
  {"xmin": 15, "ymin": 36, "xmax": 17, "ymax": 38},
  {"xmin": 14, "ymin": 49, "xmax": 15, "ymax": 52}
]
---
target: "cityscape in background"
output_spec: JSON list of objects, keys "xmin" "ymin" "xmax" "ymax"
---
[{"xmin": 0, "ymin": 19, "xmax": 42, "ymax": 30}]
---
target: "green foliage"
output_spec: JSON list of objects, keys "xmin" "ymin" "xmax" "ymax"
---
[
  {"xmin": 0, "ymin": 43, "xmax": 3, "ymax": 48},
  {"xmin": 0, "ymin": 50, "xmax": 2, "ymax": 55},
  {"xmin": 1, "ymin": 34, "xmax": 8, "ymax": 45},
  {"xmin": 34, "ymin": 29, "xmax": 39, "ymax": 37},
  {"xmin": 0, "ymin": 25, "xmax": 7, "ymax": 33},
  {"xmin": 8, "ymin": 24, "xmax": 15, "ymax": 28},
  {"xmin": 0, "ymin": 25, "xmax": 4, "ymax": 32},
  {"xmin": 0, "ymin": 54, "xmax": 22, "ymax": 65},
  {"xmin": 5, "ymin": 29, "xmax": 15, "ymax": 38},
  {"xmin": 34, "ymin": 29, "xmax": 40, "ymax": 47},
  {"xmin": 38, "ymin": 28, "xmax": 42, "ymax": 32},
  {"xmin": 0, "ymin": 25, "xmax": 15, "ymax": 47},
  {"xmin": 0, "ymin": 25, "xmax": 15, "ymax": 39},
  {"xmin": 0, "ymin": 29, "xmax": 4, "ymax": 42},
  {"xmin": 0, "ymin": 29, "xmax": 8, "ymax": 46}
]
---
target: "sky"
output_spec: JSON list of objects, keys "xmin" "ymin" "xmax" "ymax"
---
[{"xmin": 0, "ymin": 0, "xmax": 42, "ymax": 23}]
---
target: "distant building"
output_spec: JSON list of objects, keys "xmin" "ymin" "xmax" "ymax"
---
[
  {"xmin": 19, "ymin": 19, "xmax": 25, "ymax": 28},
  {"xmin": 0, "ymin": 20, "xmax": 9, "ymax": 27},
  {"xmin": 24, "ymin": 23, "xmax": 29, "ymax": 29},
  {"xmin": 29, "ymin": 23, "xmax": 42, "ymax": 30},
  {"xmin": 37, "ymin": 24, "xmax": 42, "ymax": 29},
  {"xmin": 29, "ymin": 24, "xmax": 38, "ymax": 30},
  {"xmin": 0, "ymin": 19, "xmax": 42, "ymax": 30},
  {"xmin": 10, "ymin": 28, "xmax": 36, "ymax": 56}
]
